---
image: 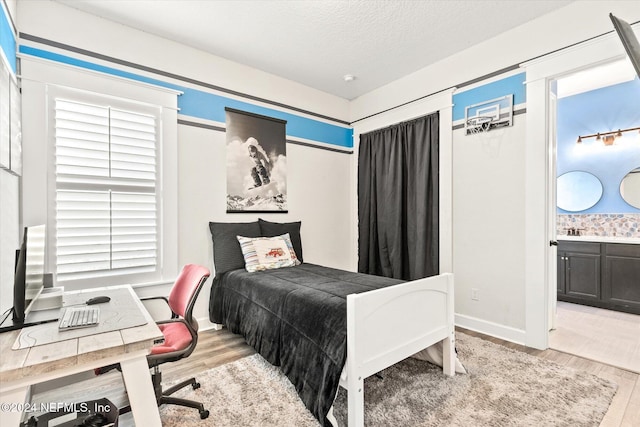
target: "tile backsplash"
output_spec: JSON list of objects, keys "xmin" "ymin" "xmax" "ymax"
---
[{"xmin": 557, "ymin": 214, "xmax": 640, "ymax": 238}]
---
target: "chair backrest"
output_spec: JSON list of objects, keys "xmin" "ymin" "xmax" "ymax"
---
[{"xmin": 168, "ymin": 264, "xmax": 210, "ymax": 325}]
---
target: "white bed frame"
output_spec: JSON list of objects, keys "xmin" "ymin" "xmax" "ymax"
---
[{"xmin": 339, "ymin": 272, "xmax": 455, "ymax": 427}]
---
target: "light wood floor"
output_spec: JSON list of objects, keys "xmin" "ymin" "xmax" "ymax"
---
[
  {"xmin": 549, "ymin": 301, "xmax": 640, "ymax": 374},
  {"xmin": 31, "ymin": 327, "xmax": 639, "ymax": 426}
]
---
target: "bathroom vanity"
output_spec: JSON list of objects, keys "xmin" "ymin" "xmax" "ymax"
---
[{"xmin": 557, "ymin": 236, "xmax": 640, "ymax": 315}]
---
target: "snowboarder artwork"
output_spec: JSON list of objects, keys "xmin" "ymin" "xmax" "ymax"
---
[{"xmin": 225, "ymin": 108, "xmax": 288, "ymax": 213}]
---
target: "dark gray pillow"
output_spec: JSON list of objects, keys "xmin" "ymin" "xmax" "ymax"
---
[
  {"xmin": 258, "ymin": 219, "xmax": 303, "ymax": 262},
  {"xmin": 209, "ymin": 221, "xmax": 262, "ymax": 275}
]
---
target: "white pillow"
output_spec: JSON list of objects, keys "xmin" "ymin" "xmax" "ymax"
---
[{"xmin": 237, "ymin": 233, "xmax": 300, "ymax": 272}]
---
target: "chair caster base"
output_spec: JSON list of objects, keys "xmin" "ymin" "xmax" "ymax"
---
[
  {"xmin": 193, "ymin": 382, "xmax": 201, "ymax": 390},
  {"xmin": 200, "ymin": 409, "xmax": 210, "ymax": 419}
]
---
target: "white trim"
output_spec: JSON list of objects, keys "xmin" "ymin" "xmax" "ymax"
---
[
  {"xmin": 439, "ymin": 102, "xmax": 454, "ymax": 273},
  {"xmin": 18, "ymin": 54, "xmax": 183, "ymax": 98},
  {"xmin": 196, "ymin": 317, "xmax": 220, "ymax": 331},
  {"xmin": 521, "ymin": 31, "xmax": 631, "ymax": 83},
  {"xmin": 523, "ymin": 77, "xmax": 550, "ymax": 350},
  {"xmin": 455, "ymin": 313, "xmax": 526, "ymax": 345},
  {"xmin": 20, "ymin": 56, "xmax": 180, "ymax": 108},
  {"xmin": 350, "ymin": 88, "xmax": 455, "ymax": 272},
  {"xmin": 519, "ymin": 20, "xmax": 635, "ymax": 350},
  {"xmin": 20, "ymin": 58, "xmax": 179, "ymax": 291}
]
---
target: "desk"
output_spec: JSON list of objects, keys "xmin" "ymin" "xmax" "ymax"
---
[{"xmin": 0, "ymin": 285, "xmax": 164, "ymax": 426}]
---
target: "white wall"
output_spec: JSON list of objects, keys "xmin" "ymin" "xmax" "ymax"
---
[
  {"xmin": 452, "ymin": 118, "xmax": 527, "ymax": 338},
  {"xmin": 17, "ymin": 0, "xmax": 353, "ymax": 327},
  {"xmin": 18, "ymin": 1, "xmax": 348, "ymax": 122},
  {"xmin": 350, "ymin": 1, "xmax": 640, "ymax": 347},
  {"xmin": 350, "ymin": 1, "xmax": 640, "ymax": 121},
  {"xmin": 13, "ymin": 0, "xmax": 640, "ymax": 343},
  {"xmin": 178, "ymin": 125, "xmax": 354, "ymax": 320}
]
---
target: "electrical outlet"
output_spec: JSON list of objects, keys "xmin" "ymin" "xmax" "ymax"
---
[{"xmin": 471, "ymin": 288, "xmax": 479, "ymax": 301}]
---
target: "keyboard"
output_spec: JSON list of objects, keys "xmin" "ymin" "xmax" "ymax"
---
[{"xmin": 58, "ymin": 306, "xmax": 100, "ymax": 330}]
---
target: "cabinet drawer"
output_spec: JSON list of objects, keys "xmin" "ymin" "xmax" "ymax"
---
[
  {"xmin": 604, "ymin": 243, "xmax": 640, "ymax": 257},
  {"xmin": 558, "ymin": 241, "xmax": 601, "ymax": 254}
]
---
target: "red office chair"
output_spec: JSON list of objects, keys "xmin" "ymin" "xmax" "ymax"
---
[{"xmin": 100, "ymin": 264, "xmax": 211, "ymax": 419}]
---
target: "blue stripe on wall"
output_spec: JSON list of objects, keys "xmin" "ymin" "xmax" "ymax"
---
[
  {"xmin": 20, "ymin": 46, "xmax": 354, "ymax": 149},
  {"xmin": 179, "ymin": 88, "xmax": 352, "ymax": 147},
  {"xmin": 452, "ymin": 73, "xmax": 526, "ymax": 121},
  {"xmin": 0, "ymin": 7, "xmax": 16, "ymax": 73}
]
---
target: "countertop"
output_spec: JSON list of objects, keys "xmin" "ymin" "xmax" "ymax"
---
[{"xmin": 557, "ymin": 235, "xmax": 640, "ymax": 244}]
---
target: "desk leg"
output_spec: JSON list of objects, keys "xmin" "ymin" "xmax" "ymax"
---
[
  {"xmin": 120, "ymin": 356, "xmax": 161, "ymax": 426},
  {"xmin": 0, "ymin": 386, "xmax": 28, "ymax": 426}
]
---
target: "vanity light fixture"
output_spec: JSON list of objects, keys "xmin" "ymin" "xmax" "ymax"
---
[{"xmin": 575, "ymin": 126, "xmax": 640, "ymax": 145}]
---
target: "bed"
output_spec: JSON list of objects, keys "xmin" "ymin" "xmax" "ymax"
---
[{"xmin": 208, "ymin": 220, "xmax": 457, "ymax": 427}]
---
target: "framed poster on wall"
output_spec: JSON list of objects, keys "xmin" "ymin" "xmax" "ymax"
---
[{"xmin": 225, "ymin": 108, "xmax": 288, "ymax": 213}]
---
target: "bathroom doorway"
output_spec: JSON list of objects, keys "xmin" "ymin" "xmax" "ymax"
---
[{"xmin": 547, "ymin": 59, "xmax": 640, "ymax": 372}]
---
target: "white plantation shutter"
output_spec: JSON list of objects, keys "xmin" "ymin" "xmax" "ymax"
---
[{"xmin": 54, "ymin": 99, "xmax": 158, "ymax": 281}]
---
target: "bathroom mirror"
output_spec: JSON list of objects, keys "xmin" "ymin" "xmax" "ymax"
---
[
  {"xmin": 620, "ymin": 167, "xmax": 640, "ymax": 209},
  {"xmin": 557, "ymin": 171, "xmax": 603, "ymax": 212}
]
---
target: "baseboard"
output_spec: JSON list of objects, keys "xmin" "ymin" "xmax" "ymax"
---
[
  {"xmin": 197, "ymin": 316, "xmax": 223, "ymax": 331},
  {"xmin": 455, "ymin": 313, "xmax": 526, "ymax": 346}
]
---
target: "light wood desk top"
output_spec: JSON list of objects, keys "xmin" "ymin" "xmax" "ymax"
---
[
  {"xmin": 0, "ymin": 285, "xmax": 162, "ymax": 384},
  {"xmin": 0, "ymin": 285, "xmax": 164, "ymax": 426}
]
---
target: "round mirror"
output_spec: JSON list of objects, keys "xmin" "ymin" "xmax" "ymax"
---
[
  {"xmin": 557, "ymin": 171, "xmax": 603, "ymax": 212},
  {"xmin": 620, "ymin": 167, "xmax": 640, "ymax": 209}
]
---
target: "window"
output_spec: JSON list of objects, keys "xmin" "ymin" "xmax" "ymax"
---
[
  {"xmin": 21, "ymin": 58, "xmax": 179, "ymax": 290},
  {"xmin": 54, "ymin": 99, "xmax": 159, "ymax": 282}
]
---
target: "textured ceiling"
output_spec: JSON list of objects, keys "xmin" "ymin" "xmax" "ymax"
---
[{"xmin": 53, "ymin": 0, "xmax": 573, "ymax": 100}]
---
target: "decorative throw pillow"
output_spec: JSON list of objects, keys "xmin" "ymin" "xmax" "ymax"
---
[
  {"xmin": 209, "ymin": 221, "xmax": 262, "ymax": 275},
  {"xmin": 258, "ymin": 218, "xmax": 303, "ymax": 262},
  {"xmin": 237, "ymin": 233, "xmax": 300, "ymax": 272}
]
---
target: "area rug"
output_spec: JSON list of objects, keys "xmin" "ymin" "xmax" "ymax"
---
[{"xmin": 159, "ymin": 332, "xmax": 617, "ymax": 427}]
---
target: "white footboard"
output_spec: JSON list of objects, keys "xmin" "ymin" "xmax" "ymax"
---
[{"xmin": 342, "ymin": 273, "xmax": 455, "ymax": 427}]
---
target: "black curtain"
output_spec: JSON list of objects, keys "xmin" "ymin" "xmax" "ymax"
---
[{"xmin": 358, "ymin": 112, "xmax": 439, "ymax": 281}]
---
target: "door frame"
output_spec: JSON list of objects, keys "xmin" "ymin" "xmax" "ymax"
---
[{"xmin": 521, "ymin": 30, "xmax": 630, "ymax": 349}]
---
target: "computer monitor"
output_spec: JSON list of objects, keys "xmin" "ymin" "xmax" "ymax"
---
[
  {"xmin": 0, "ymin": 224, "xmax": 48, "ymax": 332},
  {"xmin": 610, "ymin": 13, "xmax": 640, "ymax": 79}
]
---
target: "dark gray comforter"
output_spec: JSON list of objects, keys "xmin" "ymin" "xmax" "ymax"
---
[{"xmin": 209, "ymin": 263, "xmax": 402, "ymax": 426}]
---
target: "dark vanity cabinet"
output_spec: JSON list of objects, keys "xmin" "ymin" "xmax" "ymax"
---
[
  {"xmin": 557, "ymin": 240, "xmax": 640, "ymax": 315},
  {"xmin": 603, "ymin": 244, "xmax": 640, "ymax": 313},
  {"xmin": 557, "ymin": 241, "xmax": 600, "ymax": 300}
]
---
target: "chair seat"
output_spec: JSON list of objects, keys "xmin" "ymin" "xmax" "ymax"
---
[
  {"xmin": 96, "ymin": 264, "xmax": 210, "ymax": 419},
  {"xmin": 152, "ymin": 322, "xmax": 193, "ymax": 355}
]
